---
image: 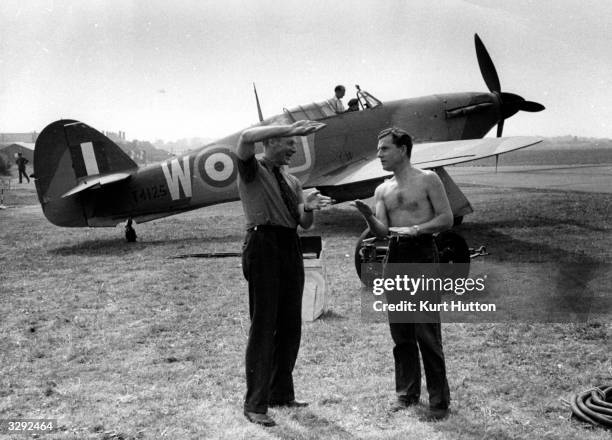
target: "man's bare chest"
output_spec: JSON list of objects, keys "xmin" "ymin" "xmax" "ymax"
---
[{"xmin": 383, "ymin": 186, "xmax": 428, "ymax": 212}]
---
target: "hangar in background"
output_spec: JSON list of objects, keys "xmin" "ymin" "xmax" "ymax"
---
[{"xmin": 0, "ymin": 142, "xmax": 35, "ymax": 163}]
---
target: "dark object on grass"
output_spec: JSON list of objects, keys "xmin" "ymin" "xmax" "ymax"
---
[
  {"xmin": 171, "ymin": 252, "xmax": 242, "ymax": 259},
  {"xmin": 171, "ymin": 236, "xmax": 322, "ymax": 259},
  {"xmin": 125, "ymin": 218, "xmax": 136, "ymax": 242},
  {"xmin": 570, "ymin": 385, "xmax": 612, "ymax": 428}
]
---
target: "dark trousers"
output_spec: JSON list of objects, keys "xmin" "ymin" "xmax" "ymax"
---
[
  {"xmin": 241, "ymin": 226, "xmax": 304, "ymax": 413},
  {"xmin": 384, "ymin": 235, "xmax": 450, "ymax": 410},
  {"xmin": 18, "ymin": 169, "xmax": 29, "ymax": 183}
]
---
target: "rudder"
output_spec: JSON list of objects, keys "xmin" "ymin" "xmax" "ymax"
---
[{"xmin": 34, "ymin": 119, "xmax": 137, "ymax": 227}]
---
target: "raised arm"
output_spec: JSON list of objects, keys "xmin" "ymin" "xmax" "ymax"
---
[{"xmin": 236, "ymin": 120, "xmax": 325, "ymax": 160}]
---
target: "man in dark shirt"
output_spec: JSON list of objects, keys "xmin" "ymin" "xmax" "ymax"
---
[
  {"xmin": 16, "ymin": 153, "xmax": 30, "ymax": 184},
  {"xmin": 236, "ymin": 120, "xmax": 331, "ymax": 427}
]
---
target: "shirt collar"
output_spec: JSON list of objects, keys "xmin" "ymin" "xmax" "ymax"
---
[{"xmin": 260, "ymin": 156, "xmax": 281, "ymax": 172}]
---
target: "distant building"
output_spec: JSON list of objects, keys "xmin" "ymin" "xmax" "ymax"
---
[
  {"xmin": 103, "ymin": 130, "xmax": 126, "ymax": 143},
  {"xmin": 0, "ymin": 142, "xmax": 35, "ymax": 163},
  {"xmin": 0, "ymin": 132, "xmax": 38, "ymax": 143}
]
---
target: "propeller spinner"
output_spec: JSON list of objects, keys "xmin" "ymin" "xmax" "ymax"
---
[{"xmin": 474, "ymin": 34, "xmax": 545, "ymax": 137}]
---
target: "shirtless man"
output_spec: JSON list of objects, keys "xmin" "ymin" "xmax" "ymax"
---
[{"xmin": 353, "ymin": 127, "xmax": 453, "ymax": 420}]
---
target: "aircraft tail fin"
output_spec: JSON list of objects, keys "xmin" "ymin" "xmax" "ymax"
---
[{"xmin": 34, "ymin": 119, "xmax": 138, "ymax": 226}]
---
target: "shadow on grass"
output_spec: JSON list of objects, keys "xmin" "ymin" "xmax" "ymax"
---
[
  {"xmin": 456, "ymin": 221, "xmax": 610, "ymax": 321},
  {"xmin": 48, "ymin": 235, "xmax": 242, "ymax": 256},
  {"xmin": 461, "ymin": 216, "xmax": 608, "ymax": 233},
  {"xmin": 457, "ymin": 222, "xmax": 604, "ymax": 264},
  {"xmin": 317, "ymin": 310, "xmax": 349, "ymax": 321},
  {"xmin": 273, "ymin": 409, "xmax": 359, "ymax": 440}
]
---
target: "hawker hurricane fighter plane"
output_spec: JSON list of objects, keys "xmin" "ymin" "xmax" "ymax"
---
[{"xmin": 34, "ymin": 34, "xmax": 544, "ymax": 246}]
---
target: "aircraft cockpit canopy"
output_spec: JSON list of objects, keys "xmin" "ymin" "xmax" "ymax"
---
[
  {"xmin": 355, "ymin": 87, "xmax": 382, "ymax": 110},
  {"xmin": 283, "ymin": 86, "xmax": 382, "ymax": 122}
]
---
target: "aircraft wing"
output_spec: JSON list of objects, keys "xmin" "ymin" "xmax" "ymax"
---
[
  {"xmin": 61, "ymin": 172, "xmax": 132, "ymax": 198},
  {"xmin": 310, "ymin": 136, "xmax": 542, "ymax": 186}
]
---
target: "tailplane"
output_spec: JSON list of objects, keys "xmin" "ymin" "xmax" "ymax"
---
[{"xmin": 34, "ymin": 119, "xmax": 137, "ymax": 226}]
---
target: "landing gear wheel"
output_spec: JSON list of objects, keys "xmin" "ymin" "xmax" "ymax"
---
[
  {"xmin": 354, "ymin": 228, "xmax": 387, "ymax": 283},
  {"xmin": 354, "ymin": 228, "xmax": 373, "ymax": 279},
  {"xmin": 125, "ymin": 219, "xmax": 137, "ymax": 242}
]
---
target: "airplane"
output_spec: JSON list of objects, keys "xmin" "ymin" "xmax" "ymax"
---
[{"xmin": 33, "ymin": 34, "xmax": 544, "ymax": 271}]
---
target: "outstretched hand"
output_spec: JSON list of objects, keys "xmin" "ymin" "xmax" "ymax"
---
[
  {"xmin": 304, "ymin": 190, "xmax": 333, "ymax": 211},
  {"xmin": 388, "ymin": 226, "xmax": 418, "ymax": 237},
  {"xmin": 290, "ymin": 120, "xmax": 326, "ymax": 136},
  {"xmin": 351, "ymin": 199, "xmax": 373, "ymax": 218}
]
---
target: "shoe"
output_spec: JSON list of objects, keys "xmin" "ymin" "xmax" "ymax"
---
[
  {"xmin": 421, "ymin": 407, "xmax": 449, "ymax": 421},
  {"xmin": 243, "ymin": 410, "xmax": 276, "ymax": 427},
  {"xmin": 268, "ymin": 400, "xmax": 309, "ymax": 408},
  {"xmin": 389, "ymin": 398, "xmax": 419, "ymax": 412}
]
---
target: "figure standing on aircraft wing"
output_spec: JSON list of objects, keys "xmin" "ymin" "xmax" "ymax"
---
[
  {"xmin": 15, "ymin": 152, "xmax": 30, "ymax": 184},
  {"xmin": 353, "ymin": 127, "xmax": 453, "ymax": 420},
  {"xmin": 328, "ymin": 85, "xmax": 346, "ymax": 113},
  {"xmin": 236, "ymin": 120, "xmax": 331, "ymax": 427}
]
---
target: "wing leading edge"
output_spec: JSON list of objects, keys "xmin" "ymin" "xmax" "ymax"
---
[{"xmin": 310, "ymin": 136, "xmax": 542, "ymax": 187}]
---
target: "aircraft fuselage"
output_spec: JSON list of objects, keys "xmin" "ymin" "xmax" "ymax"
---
[{"xmin": 43, "ymin": 91, "xmax": 501, "ymax": 227}]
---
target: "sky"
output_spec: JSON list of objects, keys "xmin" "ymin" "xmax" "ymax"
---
[{"xmin": 1, "ymin": 0, "xmax": 612, "ymax": 142}]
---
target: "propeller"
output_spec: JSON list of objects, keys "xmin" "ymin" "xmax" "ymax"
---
[{"xmin": 474, "ymin": 34, "xmax": 544, "ymax": 137}]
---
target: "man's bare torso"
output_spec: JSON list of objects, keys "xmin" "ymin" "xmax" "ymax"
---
[{"xmin": 378, "ymin": 169, "xmax": 436, "ymax": 227}]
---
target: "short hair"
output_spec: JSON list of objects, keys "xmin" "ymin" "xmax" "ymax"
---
[
  {"xmin": 378, "ymin": 127, "xmax": 413, "ymax": 158},
  {"xmin": 334, "ymin": 85, "xmax": 345, "ymax": 93},
  {"xmin": 347, "ymin": 98, "xmax": 359, "ymax": 107}
]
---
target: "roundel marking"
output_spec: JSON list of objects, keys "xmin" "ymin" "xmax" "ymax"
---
[{"xmin": 197, "ymin": 147, "xmax": 238, "ymax": 188}]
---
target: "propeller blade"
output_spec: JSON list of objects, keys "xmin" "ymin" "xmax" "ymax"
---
[
  {"xmin": 496, "ymin": 119, "xmax": 504, "ymax": 138},
  {"xmin": 475, "ymin": 34, "xmax": 501, "ymax": 93},
  {"xmin": 500, "ymin": 93, "xmax": 545, "ymax": 117},
  {"xmin": 519, "ymin": 101, "xmax": 545, "ymax": 112},
  {"xmin": 474, "ymin": 36, "xmax": 544, "ymax": 136}
]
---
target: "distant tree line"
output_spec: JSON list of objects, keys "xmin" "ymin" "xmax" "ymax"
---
[
  {"xmin": 153, "ymin": 137, "xmax": 214, "ymax": 155},
  {"xmin": 118, "ymin": 140, "xmax": 172, "ymax": 164}
]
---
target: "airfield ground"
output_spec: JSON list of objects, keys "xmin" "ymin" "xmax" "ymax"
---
[
  {"xmin": 0, "ymin": 149, "xmax": 610, "ymax": 440},
  {"xmin": 449, "ymin": 164, "xmax": 612, "ymax": 194}
]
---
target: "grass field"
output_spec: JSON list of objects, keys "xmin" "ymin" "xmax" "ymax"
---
[{"xmin": 0, "ymin": 157, "xmax": 610, "ymax": 439}]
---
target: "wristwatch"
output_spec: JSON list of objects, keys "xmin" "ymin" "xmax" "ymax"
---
[{"xmin": 304, "ymin": 206, "xmax": 314, "ymax": 213}]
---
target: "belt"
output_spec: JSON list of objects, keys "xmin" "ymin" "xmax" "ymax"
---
[
  {"xmin": 247, "ymin": 224, "xmax": 297, "ymax": 233},
  {"xmin": 390, "ymin": 234, "xmax": 434, "ymax": 242}
]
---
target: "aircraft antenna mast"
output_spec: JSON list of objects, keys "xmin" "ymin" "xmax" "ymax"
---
[{"xmin": 253, "ymin": 83, "xmax": 264, "ymax": 122}]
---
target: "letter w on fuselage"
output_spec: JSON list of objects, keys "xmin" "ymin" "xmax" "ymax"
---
[{"xmin": 161, "ymin": 157, "xmax": 192, "ymax": 200}]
